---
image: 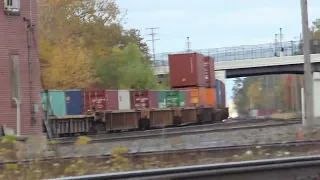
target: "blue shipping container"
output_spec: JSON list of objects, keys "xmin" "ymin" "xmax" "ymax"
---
[
  {"xmin": 65, "ymin": 89, "xmax": 83, "ymax": 115},
  {"xmin": 216, "ymin": 80, "xmax": 223, "ymax": 107}
]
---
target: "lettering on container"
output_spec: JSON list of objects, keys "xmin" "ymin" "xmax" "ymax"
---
[
  {"xmin": 134, "ymin": 97, "xmax": 149, "ymax": 108},
  {"xmin": 91, "ymin": 98, "xmax": 106, "ymax": 110}
]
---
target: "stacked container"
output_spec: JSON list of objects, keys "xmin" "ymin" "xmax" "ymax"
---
[
  {"xmin": 169, "ymin": 53, "xmax": 206, "ymax": 88},
  {"xmin": 169, "ymin": 53, "xmax": 210, "ymax": 106}
]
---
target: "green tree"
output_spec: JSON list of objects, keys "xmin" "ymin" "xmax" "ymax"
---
[{"xmin": 95, "ymin": 43, "xmax": 158, "ymax": 89}]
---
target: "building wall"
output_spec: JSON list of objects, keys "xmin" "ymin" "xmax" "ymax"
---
[{"xmin": 0, "ymin": 0, "xmax": 42, "ymax": 135}]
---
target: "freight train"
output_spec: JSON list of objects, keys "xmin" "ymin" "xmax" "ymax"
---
[
  {"xmin": 42, "ymin": 86, "xmax": 228, "ymax": 137},
  {"xmin": 42, "ymin": 52, "xmax": 229, "ymax": 138}
]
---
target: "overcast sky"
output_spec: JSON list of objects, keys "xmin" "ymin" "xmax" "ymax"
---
[{"xmin": 116, "ymin": 0, "xmax": 320, "ymax": 104}]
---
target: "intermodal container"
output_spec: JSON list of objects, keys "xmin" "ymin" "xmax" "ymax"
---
[
  {"xmin": 82, "ymin": 88, "xmax": 107, "ymax": 112},
  {"xmin": 206, "ymin": 88, "xmax": 217, "ymax": 107},
  {"xmin": 130, "ymin": 90, "xmax": 158, "ymax": 109},
  {"xmin": 169, "ymin": 53, "xmax": 206, "ymax": 88},
  {"xmin": 173, "ymin": 87, "xmax": 207, "ymax": 106},
  {"xmin": 216, "ymin": 80, "xmax": 226, "ymax": 108},
  {"xmin": 46, "ymin": 90, "xmax": 67, "ymax": 116},
  {"xmin": 204, "ymin": 56, "xmax": 216, "ymax": 87},
  {"xmin": 105, "ymin": 90, "xmax": 119, "ymax": 110},
  {"xmin": 65, "ymin": 89, "xmax": 83, "ymax": 115},
  {"xmin": 118, "ymin": 90, "xmax": 131, "ymax": 110}
]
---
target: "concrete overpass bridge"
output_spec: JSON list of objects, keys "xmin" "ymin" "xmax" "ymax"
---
[{"xmin": 152, "ymin": 40, "xmax": 320, "ymax": 79}]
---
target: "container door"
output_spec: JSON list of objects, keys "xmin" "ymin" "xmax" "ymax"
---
[
  {"xmin": 157, "ymin": 90, "xmax": 167, "ymax": 108},
  {"xmin": 118, "ymin": 90, "xmax": 130, "ymax": 110},
  {"xmin": 48, "ymin": 90, "xmax": 67, "ymax": 116},
  {"xmin": 198, "ymin": 87, "xmax": 208, "ymax": 106},
  {"xmin": 149, "ymin": 90, "xmax": 159, "ymax": 108},
  {"xmin": 206, "ymin": 88, "xmax": 213, "ymax": 106},
  {"xmin": 190, "ymin": 88, "xmax": 199, "ymax": 105},
  {"xmin": 131, "ymin": 90, "xmax": 150, "ymax": 109},
  {"xmin": 105, "ymin": 90, "xmax": 119, "ymax": 110},
  {"xmin": 65, "ymin": 90, "xmax": 82, "ymax": 115},
  {"xmin": 83, "ymin": 89, "xmax": 107, "ymax": 111}
]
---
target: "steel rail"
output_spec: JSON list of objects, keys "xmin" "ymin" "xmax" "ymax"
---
[
  {"xmin": 56, "ymin": 119, "xmax": 301, "ymax": 145},
  {"xmin": 48, "ymin": 155, "xmax": 320, "ymax": 180}
]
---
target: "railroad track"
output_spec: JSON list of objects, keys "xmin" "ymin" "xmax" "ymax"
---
[
  {"xmin": 50, "ymin": 155, "xmax": 320, "ymax": 180},
  {"xmin": 55, "ymin": 118, "xmax": 301, "ymax": 145},
  {"xmin": 6, "ymin": 139, "xmax": 320, "ymax": 165}
]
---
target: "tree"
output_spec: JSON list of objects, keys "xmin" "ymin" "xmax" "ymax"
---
[
  {"xmin": 247, "ymin": 80, "xmax": 262, "ymax": 109},
  {"xmin": 94, "ymin": 43, "xmax": 158, "ymax": 90},
  {"xmin": 39, "ymin": 0, "xmax": 156, "ymax": 89},
  {"xmin": 42, "ymin": 38, "xmax": 96, "ymax": 89}
]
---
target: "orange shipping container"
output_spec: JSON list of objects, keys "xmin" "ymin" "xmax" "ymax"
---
[
  {"xmin": 172, "ymin": 87, "xmax": 207, "ymax": 106},
  {"xmin": 206, "ymin": 88, "xmax": 217, "ymax": 107}
]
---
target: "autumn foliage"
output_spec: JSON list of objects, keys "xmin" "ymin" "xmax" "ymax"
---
[{"xmin": 38, "ymin": 0, "xmax": 158, "ymax": 90}]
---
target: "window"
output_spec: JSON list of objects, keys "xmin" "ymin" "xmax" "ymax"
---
[
  {"xmin": 7, "ymin": 0, "xmax": 13, "ymax": 6},
  {"xmin": 10, "ymin": 54, "xmax": 20, "ymax": 102}
]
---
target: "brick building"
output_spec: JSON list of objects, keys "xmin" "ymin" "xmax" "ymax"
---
[{"xmin": 0, "ymin": 0, "xmax": 42, "ymax": 135}]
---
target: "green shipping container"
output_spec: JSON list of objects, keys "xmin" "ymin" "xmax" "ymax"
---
[
  {"xmin": 41, "ymin": 90, "xmax": 67, "ymax": 116},
  {"xmin": 157, "ymin": 90, "xmax": 169, "ymax": 108},
  {"xmin": 165, "ymin": 90, "xmax": 180, "ymax": 108}
]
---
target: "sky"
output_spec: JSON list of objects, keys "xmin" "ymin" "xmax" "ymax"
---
[{"xmin": 116, "ymin": 0, "xmax": 320, "ymax": 104}]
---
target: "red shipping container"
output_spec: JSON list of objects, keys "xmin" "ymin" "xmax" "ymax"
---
[
  {"xmin": 169, "ymin": 53, "xmax": 206, "ymax": 88},
  {"xmin": 82, "ymin": 89, "xmax": 119, "ymax": 112},
  {"xmin": 130, "ymin": 90, "xmax": 158, "ymax": 109},
  {"xmin": 204, "ymin": 56, "xmax": 216, "ymax": 87}
]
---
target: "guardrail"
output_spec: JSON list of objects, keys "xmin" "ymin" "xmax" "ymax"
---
[{"xmin": 49, "ymin": 155, "xmax": 320, "ymax": 180}]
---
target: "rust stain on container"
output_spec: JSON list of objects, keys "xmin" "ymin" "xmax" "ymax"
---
[{"xmin": 169, "ymin": 53, "xmax": 206, "ymax": 88}]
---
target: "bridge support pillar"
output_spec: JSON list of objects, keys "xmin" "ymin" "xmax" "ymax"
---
[
  {"xmin": 302, "ymin": 72, "xmax": 320, "ymax": 125},
  {"xmin": 313, "ymin": 72, "xmax": 320, "ymax": 124}
]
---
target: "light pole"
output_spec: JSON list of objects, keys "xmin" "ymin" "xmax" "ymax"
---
[
  {"xmin": 12, "ymin": 97, "xmax": 21, "ymax": 136},
  {"xmin": 301, "ymin": 0, "xmax": 314, "ymax": 126}
]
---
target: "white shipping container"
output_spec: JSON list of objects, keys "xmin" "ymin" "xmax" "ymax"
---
[{"xmin": 118, "ymin": 90, "xmax": 131, "ymax": 110}]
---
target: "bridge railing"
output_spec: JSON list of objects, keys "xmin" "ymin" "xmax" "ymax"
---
[
  {"xmin": 152, "ymin": 40, "xmax": 303, "ymax": 67},
  {"xmin": 48, "ymin": 155, "xmax": 320, "ymax": 180}
]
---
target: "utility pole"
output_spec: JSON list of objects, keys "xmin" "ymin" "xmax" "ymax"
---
[
  {"xmin": 146, "ymin": 27, "xmax": 160, "ymax": 61},
  {"xmin": 186, "ymin": 37, "xmax": 191, "ymax": 52},
  {"xmin": 279, "ymin": 28, "xmax": 284, "ymax": 56},
  {"xmin": 301, "ymin": 0, "xmax": 314, "ymax": 126}
]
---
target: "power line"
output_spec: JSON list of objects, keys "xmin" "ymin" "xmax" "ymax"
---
[{"xmin": 146, "ymin": 27, "xmax": 160, "ymax": 61}]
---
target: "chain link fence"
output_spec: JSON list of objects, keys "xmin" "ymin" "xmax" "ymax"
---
[{"xmin": 152, "ymin": 40, "xmax": 302, "ymax": 67}]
